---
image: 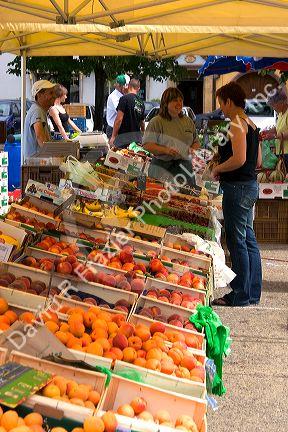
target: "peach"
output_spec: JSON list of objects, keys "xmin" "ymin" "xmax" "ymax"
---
[
  {"xmin": 66, "ymin": 380, "xmax": 78, "ymax": 395},
  {"xmin": 0, "ymin": 315, "xmax": 10, "ymax": 326},
  {"xmin": 180, "ymin": 353, "xmax": 197, "ymax": 371},
  {"xmin": 130, "ymin": 397, "xmax": 147, "ymax": 415},
  {"xmin": 96, "ymin": 338, "xmax": 111, "ymax": 351},
  {"xmin": 81, "ymin": 333, "xmax": 92, "ymax": 347},
  {"xmin": 175, "ymin": 415, "xmax": 198, "ymax": 432},
  {"xmin": 91, "ymin": 318, "xmax": 108, "ymax": 331},
  {"xmin": 166, "ymin": 273, "xmax": 180, "ymax": 284},
  {"xmin": 112, "ymin": 333, "xmax": 128, "ymax": 350},
  {"xmin": 60, "ymin": 322, "xmax": 70, "ymax": 332},
  {"xmin": 168, "ymin": 347, "xmax": 184, "ymax": 365},
  {"xmin": 101, "ymin": 412, "xmax": 117, "ymax": 432},
  {"xmin": 119, "ymin": 250, "xmax": 133, "ymax": 264},
  {"xmin": 145, "ymin": 358, "xmax": 161, "ymax": 371},
  {"xmin": 42, "ymin": 310, "xmax": 59, "ymax": 324},
  {"xmin": 117, "ymin": 404, "xmax": 134, "ymax": 418},
  {"xmin": 86, "ymin": 342, "xmax": 104, "ymax": 356},
  {"xmin": 136, "ymin": 349, "xmax": 146, "ymax": 358},
  {"xmin": 88, "ymin": 390, "xmax": 101, "ymax": 405},
  {"xmin": 118, "ymin": 322, "xmax": 135, "ymax": 338},
  {"xmin": 134, "ymin": 324, "xmax": 151, "ymax": 342},
  {"xmin": 175, "ymin": 366, "xmax": 191, "ymax": 380},
  {"xmin": 121, "ymin": 263, "xmax": 135, "ymax": 272},
  {"xmin": 91, "ymin": 328, "xmax": 108, "ymax": 341},
  {"xmin": 130, "ymin": 279, "xmax": 145, "ymax": 295},
  {"xmin": 57, "ymin": 262, "xmax": 73, "ymax": 274},
  {"xmin": 72, "ymin": 428, "xmax": 84, "ymax": 432},
  {"xmin": 128, "ymin": 336, "xmax": 142, "ymax": 350},
  {"xmin": 150, "ymin": 322, "xmax": 166, "ymax": 335},
  {"xmin": 111, "ymin": 313, "xmax": 126, "ymax": 326},
  {"xmin": 84, "ymin": 401, "xmax": 95, "ymax": 410},
  {"xmin": 122, "ymin": 347, "xmax": 137, "ymax": 363},
  {"xmin": 52, "ymin": 376, "xmax": 67, "ymax": 396},
  {"xmin": 169, "ymin": 319, "xmax": 183, "ymax": 328},
  {"xmin": 45, "ymin": 321, "xmax": 59, "ymax": 334},
  {"xmin": 190, "ymin": 366, "xmax": 205, "ymax": 382},
  {"xmin": 138, "ymin": 411, "xmax": 154, "ymax": 422},
  {"xmin": 69, "ymin": 320, "xmax": 85, "ymax": 338},
  {"xmin": 142, "ymin": 339, "xmax": 157, "ymax": 352},
  {"xmin": 0, "ymin": 322, "xmax": 10, "ymax": 331},
  {"xmin": 154, "ymin": 410, "xmax": 171, "ymax": 424},
  {"xmin": 83, "ymin": 417, "xmax": 105, "ymax": 432},
  {"xmin": 69, "ymin": 384, "xmax": 90, "ymax": 401}
]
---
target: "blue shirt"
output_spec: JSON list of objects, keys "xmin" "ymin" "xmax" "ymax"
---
[{"xmin": 23, "ymin": 102, "xmax": 51, "ymax": 160}]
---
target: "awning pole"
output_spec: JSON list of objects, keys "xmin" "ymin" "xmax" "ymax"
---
[{"xmin": 21, "ymin": 49, "xmax": 27, "ymax": 166}]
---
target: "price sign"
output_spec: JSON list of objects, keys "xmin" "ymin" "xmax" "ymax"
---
[{"xmin": 0, "ymin": 243, "xmax": 13, "ymax": 262}]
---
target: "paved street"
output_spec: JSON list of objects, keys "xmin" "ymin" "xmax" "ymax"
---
[{"xmin": 208, "ymin": 244, "xmax": 288, "ymax": 432}]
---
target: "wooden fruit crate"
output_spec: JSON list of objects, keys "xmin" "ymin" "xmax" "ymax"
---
[
  {"xmin": 99, "ymin": 375, "xmax": 207, "ymax": 431},
  {"xmin": 128, "ymin": 313, "xmax": 205, "ymax": 353},
  {"xmin": 110, "ymin": 232, "xmax": 161, "ymax": 255},
  {"xmin": 0, "ymin": 347, "xmax": 7, "ymax": 365},
  {"xmin": 59, "ymin": 222, "xmax": 110, "ymax": 244},
  {"xmin": 161, "ymin": 246, "xmax": 211, "ymax": 273},
  {"xmin": 145, "ymin": 277, "xmax": 206, "ymax": 305},
  {"xmin": 9, "ymin": 351, "xmax": 107, "ymax": 422}
]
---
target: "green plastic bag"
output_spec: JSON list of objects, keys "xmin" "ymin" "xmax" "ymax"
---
[
  {"xmin": 262, "ymin": 139, "xmax": 278, "ymax": 169},
  {"xmin": 190, "ymin": 305, "xmax": 231, "ymax": 396}
]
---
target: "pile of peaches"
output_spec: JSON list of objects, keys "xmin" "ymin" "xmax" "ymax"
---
[
  {"xmin": 0, "ymin": 407, "xmax": 117, "ymax": 432},
  {"xmin": 0, "ymin": 297, "xmax": 41, "ymax": 330},
  {"xmin": 114, "ymin": 396, "xmax": 198, "ymax": 432},
  {"xmin": 34, "ymin": 236, "xmax": 86, "ymax": 259},
  {"xmin": 45, "ymin": 307, "xmax": 204, "ymax": 383},
  {"xmin": 6, "ymin": 210, "xmax": 56, "ymax": 231},
  {"xmin": 60, "ymin": 226, "xmax": 108, "ymax": 245},
  {"xmin": 165, "ymin": 241, "xmax": 202, "ymax": 254},
  {"xmin": 40, "ymin": 375, "xmax": 101, "ymax": 411},
  {"xmin": 138, "ymin": 307, "xmax": 198, "ymax": 331},
  {"xmin": 0, "ymin": 271, "xmax": 59, "ymax": 298},
  {"xmin": 21, "ymin": 255, "xmax": 146, "ymax": 296},
  {"xmin": 145, "ymin": 287, "xmax": 203, "ymax": 310}
]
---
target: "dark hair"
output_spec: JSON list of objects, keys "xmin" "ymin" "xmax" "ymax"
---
[
  {"xmin": 54, "ymin": 84, "xmax": 68, "ymax": 98},
  {"xmin": 216, "ymin": 82, "xmax": 246, "ymax": 109},
  {"xmin": 159, "ymin": 87, "xmax": 184, "ymax": 120},
  {"xmin": 129, "ymin": 78, "xmax": 141, "ymax": 90}
]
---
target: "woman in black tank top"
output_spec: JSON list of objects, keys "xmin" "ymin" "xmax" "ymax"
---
[
  {"xmin": 49, "ymin": 84, "xmax": 81, "ymax": 140},
  {"xmin": 211, "ymin": 82, "xmax": 262, "ymax": 307}
]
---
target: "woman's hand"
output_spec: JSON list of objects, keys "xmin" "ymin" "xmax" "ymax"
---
[
  {"xmin": 211, "ymin": 166, "xmax": 220, "ymax": 181},
  {"xmin": 165, "ymin": 147, "xmax": 180, "ymax": 157}
]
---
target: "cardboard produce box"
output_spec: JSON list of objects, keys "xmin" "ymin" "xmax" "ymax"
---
[{"xmin": 34, "ymin": 141, "xmax": 80, "ymax": 159}]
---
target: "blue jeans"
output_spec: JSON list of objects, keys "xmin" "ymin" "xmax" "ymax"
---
[{"xmin": 221, "ymin": 180, "xmax": 262, "ymax": 306}]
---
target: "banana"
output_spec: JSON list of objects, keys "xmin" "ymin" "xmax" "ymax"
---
[
  {"xmin": 85, "ymin": 201, "xmax": 102, "ymax": 211},
  {"xmin": 83, "ymin": 206, "xmax": 103, "ymax": 217},
  {"xmin": 127, "ymin": 207, "xmax": 140, "ymax": 218}
]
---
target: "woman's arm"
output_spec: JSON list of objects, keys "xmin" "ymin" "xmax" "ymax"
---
[
  {"xmin": 68, "ymin": 118, "xmax": 81, "ymax": 133},
  {"xmin": 143, "ymin": 141, "xmax": 179, "ymax": 157},
  {"xmin": 49, "ymin": 107, "xmax": 69, "ymax": 140},
  {"xmin": 213, "ymin": 121, "xmax": 247, "ymax": 175}
]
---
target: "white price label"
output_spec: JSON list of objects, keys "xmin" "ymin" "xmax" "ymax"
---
[{"xmin": 0, "ymin": 243, "xmax": 13, "ymax": 262}]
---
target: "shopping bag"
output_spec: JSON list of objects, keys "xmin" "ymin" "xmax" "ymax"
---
[{"xmin": 60, "ymin": 156, "xmax": 104, "ymax": 190}]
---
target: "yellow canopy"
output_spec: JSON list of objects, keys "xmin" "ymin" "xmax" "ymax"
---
[{"xmin": 1, "ymin": 1, "xmax": 288, "ymax": 57}]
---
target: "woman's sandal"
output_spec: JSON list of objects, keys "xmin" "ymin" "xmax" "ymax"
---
[{"xmin": 211, "ymin": 297, "xmax": 232, "ymax": 306}]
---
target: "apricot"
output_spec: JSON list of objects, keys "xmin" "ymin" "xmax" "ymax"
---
[
  {"xmin": 86, "ymin": 342, "xmax": 104, "ymax": 356},
  {"xmin": 107, "ymin": 322, "xmax": 118, "ymax": 335},
  {"xmin": 0, "ymin": 322, "xmax": 10, "ymax": 331},
  {"xmin": 83, "ymin": 417, "xmax": 105, "ymax": 432},
  {"xmin": 118, "ymin": 322, "xmax": 135, "ymax": 338},
  {"xmin": 165, "ymin": 330, "xmax": 185, "ymax": 344},
  {"xmin": 134, "ymin": 324, "xmax": 151, "ymax": 342},
  {"xmin": 128, "ymin": 336, "xmax": 142, "ymax": 350},
  {"xmin": 50, "ymin": 428, "xmax": 67, "ymax": 432},
  {"xmin": 175, "ymin": 415, "xmax": 198, "ymax": 432},
  {"xmin": 59, "ymin": 322, "xmax": 70, "ymax": 332},
  {"xmin": 83, "ymin": 311, "xmax": 96, "ymax": 328},
  {"xmin": 81, "ymin": 333, "xmax": 92, "ymax": 347},
  {"xmin": 154, "ymin": 410, "xmax": 171, "ymax": 424},
  {"xmin": 55, "ymin": 331, "xmax": 69, "ymax": 345},
  {"xmin": 122, "ymin": 347, "xmax": 137, "ymax": 363},
  {"xmin": 190, "ymin": 366, "xmax": 205, "ymax": 382},
  {"xmin": 110, "ymin": 347, "xmax": 123, "ymax": 360},
  {"xmin": 52, "ymin": 376, "xmax": 67, "ymax": 396},
  {"xmin": 185, "ymin": 334, "xmax": 200, "ymax": 349},
  {"xmin": 9, "ymin": 426, "xmax": 31, "ymax": 432},
  {"xmin": 87, "ymin": 390, "xmax": 101, "ymax": 405},
  {"xmin": 130, "ymin": 397, "xmax": 147, "ymax": 415},
  {"xmin": 42, "ymin": 310, "xmax": 59, "ymax": 324},
  {"xmin": 45, "ymin": 321, "xmax": 59, "ymax": 334},
  {"xmin": 0, "ymin": 297, "xmax": 9, "ymax": 315},
  {"xmin": 66, "ymin": 380, "xmax": 78, "ymax": 395},
  {"xmin": 146, "ymin": 348, "xmax": 162, "ymax": 361},
  {"xmin": 111, "ymin": 313, "xmax": 126, "ymax": 326},
  {"xmin": 1, "ymin": 410, "xmax": 19, "ymax": 430},
  {"xmin": 142, "ymin": 339, "xmax": 157, "ymax": 352},
  {"xmin": 180, "ymin": 354, "xmax": 197, "ymax": 371},
  {"xmin": 0, "ymin": 315, "xmax": 11, "ymax": 325},
  {"xmin": 91, "ymin": 319, "xmax": 108, "ymax": 331},
  {"xmin": 175, "ymin": 366, "xmax": 191, "ymax": 380},
  {"xmin": 138, "ymin": 411, "xmax": 154, "ymax": 422},
  {"xmin": 133, "ymin": 358, "xmax": 146, "ymax": 367},
  {"xmin": 91, "ymin": 328, "xmax": 108, "ymax": 341},
  {"xmin": 145, "ymin": 358, "xmax": 161, "ymax": 371},
  {"xmin": 117, "ymin": 404, "xmax": 134, "ymax": 418},
  {"xmin": 168, "ymin": 347, "xmax": 184, "ymax": 365},
  {"xmin": 24, "ymin": 413, "xmax": 43, "ymax": 426},
  {"xmin": 84, "ymin": 401, "xmax": 95, "ymax": 410},
  {"xmin": 4, "ymin": 310, "xmax": 18, "ymax": 324},
  {"xmin": 19, "ymin": 312, "xmax": 35, "ymax": 324},
  {"xmin": 17, "ymin": 419, "xmax": 26, "ymax": 427},
  {"xmin": 95, "ymin": 338, "xmax": 111, "ymax": 351},
  {"xmin": 69, "ymin": 320, "xmax": 85, "ymax": 338},
  {"xmin": 69, "ymin": 398, "xmax": 85, "ymax": 407},
  {"xmin": 160, "ymin": 359, "xmax": 176, "ymax": 375},
  {"xmin": 42, "ymin": 384, "xmax": 61, "ymax": 399},
  {"xmin": 101, "ymin": 411, "xmax": 117, "ymax": 432}
]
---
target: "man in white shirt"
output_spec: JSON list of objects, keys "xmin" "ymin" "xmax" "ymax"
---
[{"xmin": 106, "ymin": 74, "xmax": 129, "ymax": 139}]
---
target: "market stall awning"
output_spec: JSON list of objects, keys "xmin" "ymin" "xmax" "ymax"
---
[{"xmin": 2, "ymin": 1, "xmax": 288, "ymax": 57}]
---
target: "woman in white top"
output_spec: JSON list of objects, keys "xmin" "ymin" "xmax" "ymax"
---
[{"xmin": 49, "ymin": 84, "xmax": 81, "ymax": 140}]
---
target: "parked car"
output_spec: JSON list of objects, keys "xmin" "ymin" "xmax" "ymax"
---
[
  {"xmin": 0, "ymin": 99, "xmax": 32, "ymax": 135},
  {"xmin": 196, "ymin": 100, "xmax": 276, "ymax": 131},
  {"xmin": 144, "ymin": 100, "xmax": 159, "ymax": 116},
  {"xmin": 145, "ymin": 106, "xmax": 196, "ymax": 128}
]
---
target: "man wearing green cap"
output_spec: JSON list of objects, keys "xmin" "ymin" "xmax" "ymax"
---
[{"xmin": 106, "ymin": 74, "xmax": 129, "ymax": 139}]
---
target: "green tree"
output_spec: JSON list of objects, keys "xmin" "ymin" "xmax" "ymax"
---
[{"xmin": 7, "ymin": 56, "xmax": 184, "ymax": 129}]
